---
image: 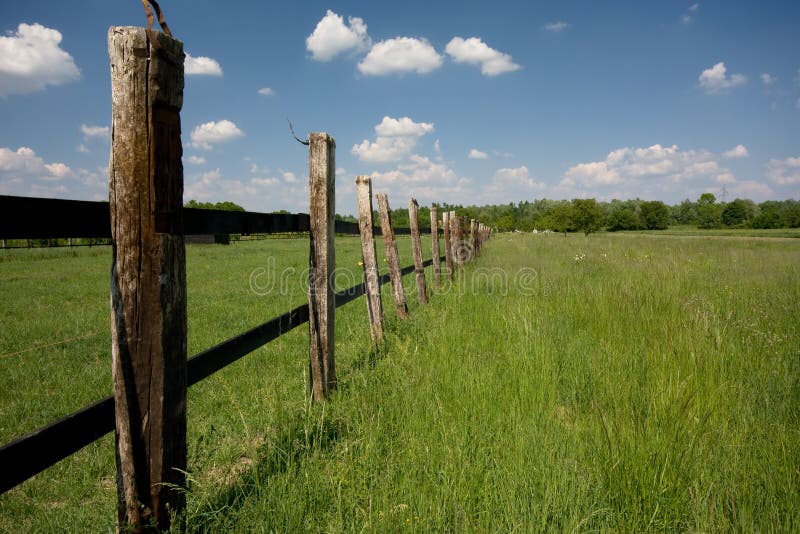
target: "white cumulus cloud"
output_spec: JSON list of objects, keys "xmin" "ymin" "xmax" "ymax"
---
[
  {"xmin": 375, "ymin": 116, "xmax": 434, "ymax": 137},
  {"xmin": 358, "ymin": 37, "xmax": 443, "ymax": 76},
  {"xmin": 185, "ymin": 155, "xmax": 206, "ymax": 165},
  {"xmin": 480, "ymin": 166, "xmax": 546, "ymax": 204},
  {"xmin": 257, "ymin": 87, "xmax": 274, "ymax": 96},
  {"xmin": 0, "ymin": 23, "xmax": 80, "ymax": 96},
  {"xmin": 561, "ymin": 144, "xmax": 727, "ymax": 188},
  {"xmin": 373, "ymin": 154, "xmax": 456, "ymax": 184},
  {"xmin": 468, "ymin": 149, "xmax": 488, "ymax": 159},
  {"xmin": 490, "ymin": 166, "xmax": 544, "ymax": 190},
  {"xmin": 729, "ymin": 180, "xmax": 773, "ymax": 199},
  {"xmin": 445, "ymin": 37, "xmax": 520, "ymax": 76},
  {"xmin": 190, "ymin": 120, "xmax": 244, "ymax": 150},
  {"xmin": 699, "ymin": 62, "xmax": 746, "ymax": 93},
  {"xmin": 352, "ymin": 116, "xmax": 434, "ymax": 163},
  {"xmin": 722, "ymin": 144, "xmax": 749, "ymax": 159},
  {"xmin": 184, "ymin": 167, "xmax": 307, "ymax": 212},
  {"xmin": 370, "ymin": 155, "xmax": 469, "ymax": 203},
  {"xmin": 185, "ymin": 53, "xmax": 223, "ymax": 76},
  {"xmin": 306, "ymin": 10, "xmax": 370, "ymax": 62},
  {"xmin": 0, "ymin": 146, "xmax": 71, "ymax": 182},
  {"xmin": 766, "ymin": 157, "xmax": 800, "ymax": 185}
]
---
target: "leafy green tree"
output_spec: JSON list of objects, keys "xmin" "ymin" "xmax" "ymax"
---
[
  {"xmin": 752, "ymin": 208, "xmax": 782, "ymax": 229},
  {"xmin": 698, "ymin": 193, "xmax": 716, "ymax": 206},
  {"xmin": 697, "ymin": 193, "xmax": 723, "ymax": 229},
  {"xmin": 547, "ymin": 203, "xmax": 574, "ymax": 236},
  {"xmin": 606, "ymin": 207, "xmax": 642, "ymax": 231},
  {"xmin": 783, "ymin": 201, "xmax": 800, "ymax": 228},
  {"xmin": 671, "ymin": 199, "xmax": 698, "ymax": 225},
  {"xmin": 640, "ymin": 200, "xmax": 670, "ymax": 230},
  {"xmin": 571, "ymin": 198, "xmax": 604, "ymax": 235},
  {"xmin": 721, "ymin": 198, "xmax": 753, "ymax": 227}
]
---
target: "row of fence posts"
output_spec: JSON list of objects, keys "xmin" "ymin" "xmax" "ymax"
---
[
  {"xmin": 306, "ymin": 135, "xmax": 492, "ymax": 401},
  {"xmin": 351, "ymin": 177, "xmax": 492, "ymax": 349},
  {"xmin": 105, "ymin": 26, "xmax": 491, "ymax": 531}
]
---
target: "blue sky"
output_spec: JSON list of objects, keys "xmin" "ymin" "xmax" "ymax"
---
[{"xmin": 1, "ymin": 1, "xmax": 798, "ymax": 214}]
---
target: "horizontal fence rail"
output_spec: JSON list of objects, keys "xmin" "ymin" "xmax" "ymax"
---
[
  {"xmin": 0, "ymin": 195, "xmax": 433, "ymax": 240},
  {"xmin": 0, "ymin": 256, "xmax": 440, "ymax": 494}
]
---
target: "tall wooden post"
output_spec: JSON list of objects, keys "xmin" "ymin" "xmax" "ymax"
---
[
  {"xmin": 354, "ymin": 176, "xmax": 383, "ymax": 343},
  {"xmin": 108, "ymin": 26, "xmax": 186, "ymax": 531},
  {"xmin": 408, "ymin": 198, "xmax": 428, "ymax": 304},
  {"xmin": 470, "ymin": 219, "xmax": 477, "ymax": 259},
  {"xmin": 376, "ymin": 193, "xmax": 408, "ymax": 318},
  {"xmin": 430, "ymin": 207, "xmax": 441, "ymax": 285},
  {"xmin": 308, "ymin": 132, "xmax": 336, "ymax": 401},
  {"xmin": 442, "ymin": 211, "xmax": 453, "ymax": 280},
  {"xmin": 449, "ymin": 211, "xmax": 461, "ymax": 267}
]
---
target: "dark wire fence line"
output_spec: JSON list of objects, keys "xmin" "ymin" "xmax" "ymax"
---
[{"xmin": 0, "ymin": 192, "xmax": 448, "ymax": 494}]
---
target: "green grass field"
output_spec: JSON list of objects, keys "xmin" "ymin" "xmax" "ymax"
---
[
  {"xmin": 616, "ymin": 224, "xmax": 800, "ymax": 238},
  {"xmin": 1, "ymin": 232, "xmax": 798, "ymax": 532}
]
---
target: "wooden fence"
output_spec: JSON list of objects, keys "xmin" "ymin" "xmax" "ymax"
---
[{"xmin": 0, "ymin": 24, "xmax": 492, "ymax": 531}]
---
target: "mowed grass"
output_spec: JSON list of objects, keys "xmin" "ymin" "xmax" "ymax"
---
[{"xmin": 1, "ymin": 232, "xmax": 799, "ymax": 531}]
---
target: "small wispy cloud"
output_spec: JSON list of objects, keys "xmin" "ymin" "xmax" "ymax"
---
[
  {"xmin": 681, "ymin": 3, "xmax": 700, "ymax": 25},
  {"xmin": 543, "ymin": 21, "xmax": 570, "ymax": 33},
  {"xmin": 722, "ymin": 144, "xmax": 749, "ymax": 159}
]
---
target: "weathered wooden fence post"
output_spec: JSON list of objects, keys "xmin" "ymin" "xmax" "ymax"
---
[
  {"xmin": 451, "ymin": 212, "xmax": 465, "ymax": 267},
  {"xmin": 376, "ymin": 193, "xmax": 408, "ymax": 318},
  {"xmin": 408, "ymin": 198, "xmax": 428, "ymax": 304},
  {"xmin": 308, "ymin": 132, "xmax": 336, "ymax": 401},
  {"xmin": 108, "ymin": 26, "xmax": 186, "ymax": 531},
  {"xmin": 448, "ymin": 211, "xmax": 458, "ymax": 268},
  {"xmin": 442, "ymin": 211, "xmax": 453, "ymax": 280},
  {"xmin": 354, "ymin": 176, "xmax": 383, "ymax": 343},
  {"xmin": 470, "ymin": 219, "xmax": 477, "ymax": 259},
  {"xmin": 430, "ymin": 207, "xmax": 441, "ymax": 285}
]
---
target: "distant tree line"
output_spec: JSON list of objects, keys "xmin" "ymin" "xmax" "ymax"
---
[
  {"xmin": 429, "ymin": 195, "xmax": 800, "ymax": 234},
  {"xmin": 672, "ymin": 194, "xmax": 800, "ymax": 229},
  {"xmin": 184, "ymin": 196, "xmax": 800, "ymax": 235},
  {"xmin": 184, "ymin": 199, "xmax": 246, "ymax": 212}
]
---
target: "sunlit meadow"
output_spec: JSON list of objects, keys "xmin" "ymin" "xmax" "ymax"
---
[{"xmin": 0, "ymin": 232, "xmax": 798, "ymax": 531}]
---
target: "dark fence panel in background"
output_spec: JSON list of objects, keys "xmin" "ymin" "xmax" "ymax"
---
[
  {"xmin": 0, "ymin": 196, "xmax": 111, "ymax": 239},
  {"xmin": 0, "ymin": 195, "xmax": 438, "ymax": 240}
]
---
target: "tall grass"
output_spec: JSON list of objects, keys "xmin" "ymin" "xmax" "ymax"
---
[{"xmin": 1, "ymin": 233, "xmax": 798, "ymax": 531}]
